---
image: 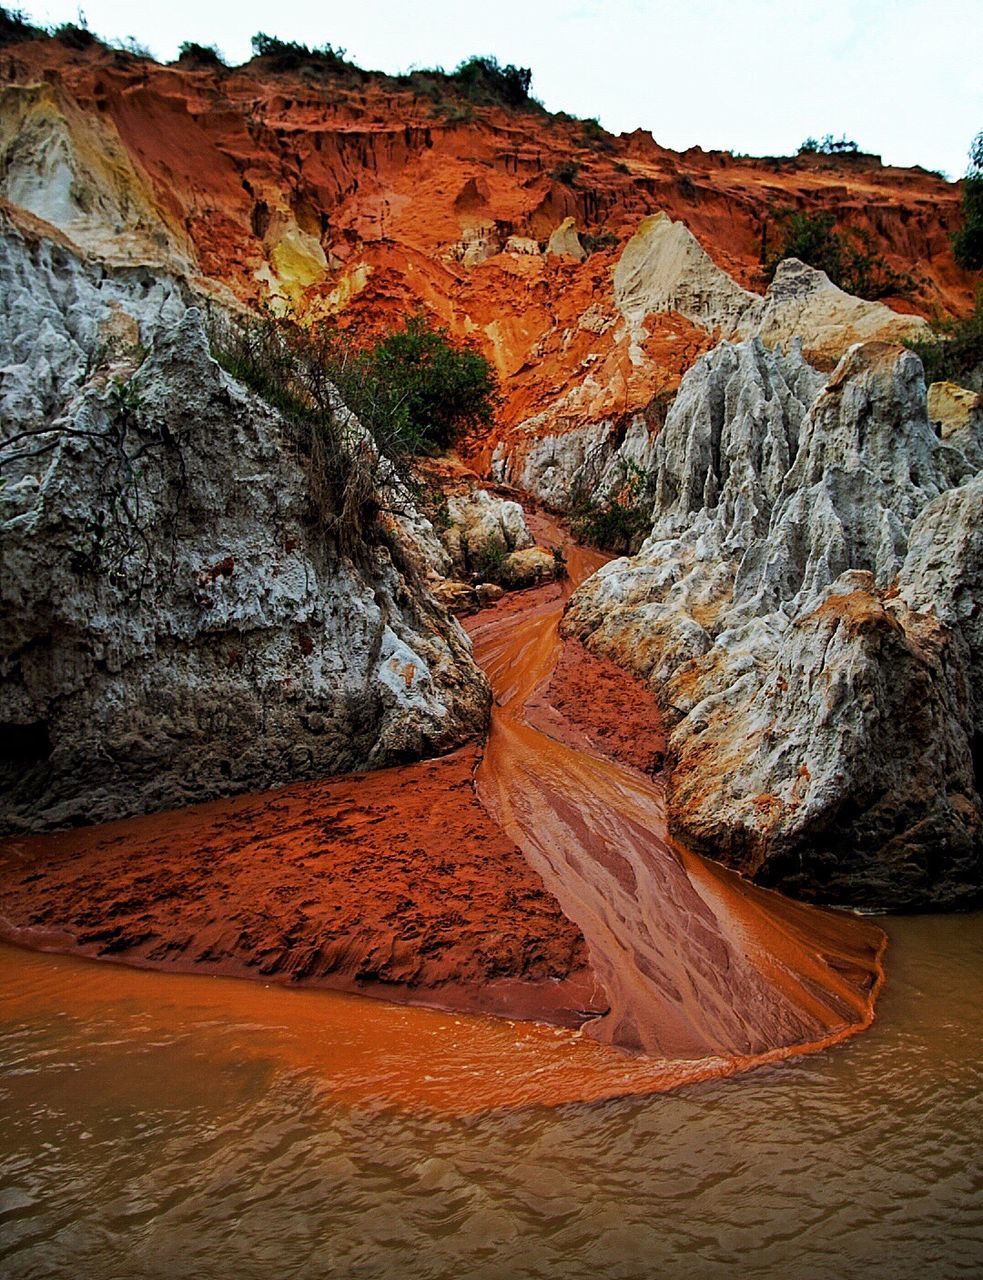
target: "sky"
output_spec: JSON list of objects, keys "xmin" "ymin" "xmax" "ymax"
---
[{"xmin": 19, "ymin": 0, "xmax": 983, "ymax": 179}]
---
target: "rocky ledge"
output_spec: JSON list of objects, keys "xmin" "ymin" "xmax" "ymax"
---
[{"xmin": 565, "ymin": 336, "xmax": 982, "ymax": 908}]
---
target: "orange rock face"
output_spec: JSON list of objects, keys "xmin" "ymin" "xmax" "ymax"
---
[{"xmin": 1, "ymin": 36, "xmax": 973, "ymax": 470}]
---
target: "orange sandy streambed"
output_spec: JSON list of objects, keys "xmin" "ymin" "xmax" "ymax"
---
[{"xmin": 0, "ymin": 513, "xmax": 885, "ymax": 1104}]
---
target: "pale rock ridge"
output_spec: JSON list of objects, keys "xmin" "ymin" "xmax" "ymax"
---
[
  {"xmin": 613, "ymin": 212, "xmax": 754, "ymax": 337},
  {"xmin": 565, "ymin": 337, "xmax": 982, "ymax": 906},
  {"xmin": 0, "ymin": 220, "xmax": 489, "ymax": 832},
  {"xmin": 733, "ymin": 342, "xmax": 964, "ymax": 617},
  {"xmin": 613, "ymin": 212, "xmax": 928, "ymax": 365},
  {"xmin": 498, "ymin": 213, "xmax": 927, "ymax": 509},
  {"xmin": 0, "ymin": 82, "xmax": 195, "ymax": 273}
]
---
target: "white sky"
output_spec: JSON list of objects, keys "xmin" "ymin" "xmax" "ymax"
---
[{"xmin": 20, "ymin": 0, "xmax": 983, "ymax": 179}]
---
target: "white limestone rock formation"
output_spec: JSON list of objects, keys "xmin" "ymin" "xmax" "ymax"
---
[
  {"xmin": 440, "ymin": 487, "xmax": 534, "ymax": 574},
  {"xmin": 491, "ymin": 413, "xmax": 659, "ymax": 514},
  {"xmin": 496, "ymin": 212, "xmax": 927, "ymax": 511},
  {"xmin": 565, "ymin": 337, "xmax": 982, "ymax": 907},
  {"xmin": 0, "ymin": 213, "xmax": 489, "ymax": 832}
]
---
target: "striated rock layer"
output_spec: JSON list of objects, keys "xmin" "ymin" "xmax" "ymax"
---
[
  {"xmin": 0, "ymin": 33, "xmax": 974, "ymax": 517},
  {"xmin": 0, "ymin": 209, "xmax": 488, "ymax": 831},
  {"xmin": 566, "ymin": 340, "xmax": 983, "ymax": 908}
]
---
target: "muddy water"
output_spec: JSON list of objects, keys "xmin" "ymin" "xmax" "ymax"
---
[
  {"xmin": 1, "ymin": 526, "xmax": 979, "ymax": 1275},
  {"xmin": 2, "ymin": 914, "xmax": 981, "ymax": 1280},
  {"xmin": 470, "ymin": 525, "xmax": 884, "ymax": 1064}
]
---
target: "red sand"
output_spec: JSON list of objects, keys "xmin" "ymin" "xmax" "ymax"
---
[{"xmin": 0, "ymin": 745, "xmax": 603, "ymax": 1026}]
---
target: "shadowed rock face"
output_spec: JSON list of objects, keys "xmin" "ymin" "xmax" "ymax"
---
[
  {"xmin": 566, "ymin": 338, "xmax": 983, "ymax": 908},
  {"xmin": 0, "ymin": 214, "xmax": 489, "ymax": 832}
]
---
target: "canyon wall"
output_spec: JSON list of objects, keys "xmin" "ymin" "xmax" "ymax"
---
[
  {"xmin": 0, "ymin": 33, "xmax": 974, "ymax": 517},
  {"xmin": 564, "ymin": 339, "xmax": 982, "ymax": 907}
]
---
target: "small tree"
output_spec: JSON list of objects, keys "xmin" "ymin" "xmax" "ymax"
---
[
  {"xmin": 358, "ymin": 313, "xmax": 498, "ymax": 452},
  {"xmin": 450, "ymin": 55, "xmax": 532, "ymax": 107},
  {"xmin": 953, "ymin": 131, "xmax": 983, "ymax": 271}
]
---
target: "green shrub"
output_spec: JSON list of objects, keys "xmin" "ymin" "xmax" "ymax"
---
[
  {"xmin": 579, "ymin": 116, "xmax": 614, "ymax": 152},
  {"xmin": 953, "ymin": 132, "xmax": 983, "ymax": 271},
  {"xmin": 449, "ymin": 55, "xmax": 532, "ymax": 107},
  {"xmin": 470, "ymin": 534, "xmax": 509, "ymax": 583},
  {"xmin": 250, "ymin": 32, "xmax": 354, "ymax": 75},
  {"xmin": 904, "ymin": 287, "xmax": 983, "ymax": 386},
  {"xmin": 355, "ymin": 313, "xmax": 498, "ymax": 452},
  {"xmin": 177, "ymin": 42, "xmax": 224, "ymax": 67},
  {"xmin": 569, "ymin": 458, "xmax": 655, "ymax": 554},
  {"xmin": 551, "ymin": 160, "xmax": 580, "ymax": 186},
  {"xmin": 0, "ymin": 6, "xmax": 42, "ymax": 44},
  {"xmin": 764, "ymin": 208, "xmax": 913, "ymax": 300},
  {"xmin": 798, "ymin": 134, "xmax": 861, "ymax": 155},
  {"xmin": 582, "ymin": 229, "xmax": 619, "ymax": 255},
  {"xmin": 53, "ymin": 21, "xmax": 98, "ymax": 50}
]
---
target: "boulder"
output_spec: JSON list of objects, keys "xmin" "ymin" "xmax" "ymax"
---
[
  {"xmin": 501, "ymin": 545, "xmax": 560, "ymax": 589},
  {"xmin": 0, "ymin": 215, "xmax": 489, "ymax": 831}
]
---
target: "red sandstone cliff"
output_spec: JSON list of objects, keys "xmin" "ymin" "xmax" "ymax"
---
[{"xmin": 0, "ymin": 35, "xmax": 974, "ymax": 462}]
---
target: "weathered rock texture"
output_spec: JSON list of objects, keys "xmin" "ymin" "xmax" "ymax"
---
[
  {"xmin": 0, "ymin": 211, "xmax": 489, "ymax": 832},
  {"xmin": 0, "ymin": 34, "xmax": 973, "ymax": 518},
  {"xmin": 565, "ymin": 338, "xmax": 983, "ymax": 907}
]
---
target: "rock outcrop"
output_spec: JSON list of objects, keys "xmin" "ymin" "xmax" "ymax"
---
[
  {"xmin": 0, "ymin": 212, "xmax": 489, "ymax": 832},
  {"xmin": 494, "ymin": 215, "xmax": 932, "ymax": 511},
  {"xmin": 0, "ymin": 34, "xmax": 972, "ymax": 523},
  {"xmin": 566, "ymin": 337, "xmax": 982, "ymax": 907}
]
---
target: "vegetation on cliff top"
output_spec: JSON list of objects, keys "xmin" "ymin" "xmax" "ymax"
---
[{"xmin": 953, "ymin": 131, "xmax": 983, "ymax": 272}]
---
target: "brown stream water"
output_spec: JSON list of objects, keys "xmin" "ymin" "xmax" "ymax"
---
[
  {"xmin": 1, "ymin": 913, "xmax": 981, "ymax": 1279},
  {"xmin": 1, "ymin": 523, "xmax": 980, "ymax": 1277}
]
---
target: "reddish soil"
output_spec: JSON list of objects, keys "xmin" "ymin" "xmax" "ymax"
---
[
  {"xmin": 527, "ymin": 636, "xmax": 667, "ymax": 777},
  {"xmin": 0, "ymin": 745, "xmax": 603, "ymax": 1026}
]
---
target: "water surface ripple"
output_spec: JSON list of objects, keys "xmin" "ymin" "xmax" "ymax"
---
[{"xmin": 1, "ymin": 912, "xmax": 981, "ymax": 1279}]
